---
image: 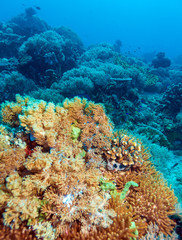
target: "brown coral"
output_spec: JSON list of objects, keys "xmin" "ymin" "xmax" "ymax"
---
[{"xmin": 0, "ymin": 218, "xmax": 36, "ymax": 240}]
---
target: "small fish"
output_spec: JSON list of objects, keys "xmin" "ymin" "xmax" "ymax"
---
[
  {"xmin": 171, "ymin": 163, "xmax": 178, "ymax": 168},
  {"xmin": 34, "ymin": 6, "xmax": 41, "ymax": 10}
]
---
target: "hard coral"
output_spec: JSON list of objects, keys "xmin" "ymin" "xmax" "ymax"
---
[
  {"xmin": 0, "ymin": 95, "xmax": 178, "ymax": 240},
  {"xmin": 103, "ymin": 131, "xmax": 148, "ymax": 171},
  {"xmin": 152, "ymin": 52, "xmax": 171, "ymax": 68},
  {"xmin": 161, "ymin": 82, "xmax": 182, "ymax": 116}
]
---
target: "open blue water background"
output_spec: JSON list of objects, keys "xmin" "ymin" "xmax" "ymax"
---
[{"xmin": 1, "ymin": 0, "xmax": 182, "ymax": 58}]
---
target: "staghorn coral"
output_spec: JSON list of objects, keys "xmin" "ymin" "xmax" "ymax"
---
[{"xmin": 0, "ymin": 95, "xmax": 178, "ymax": 240}]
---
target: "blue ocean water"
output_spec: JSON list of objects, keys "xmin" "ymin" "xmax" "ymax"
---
[
  {"xmin": 1, "ymin": 0, "xmax": 182, "ymax": 57},
  {"xmin": 0, "ymin": 0, "xmax": 182, "ymax": 239}
]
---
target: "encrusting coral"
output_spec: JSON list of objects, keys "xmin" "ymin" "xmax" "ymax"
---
[{"xmin": 0, "ymin": 95, "xmax": 178, "ymax": 240}]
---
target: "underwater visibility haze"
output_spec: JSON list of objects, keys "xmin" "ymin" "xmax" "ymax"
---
[{"xmin": 0, "ymin": 0, "xmax": 182, "ymax": 239}]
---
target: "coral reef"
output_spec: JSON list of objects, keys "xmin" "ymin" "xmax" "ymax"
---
[
  {"xmin": 152, "ymin": 52, "xmax": 171, "ymax": 68},
  {"xmin": 103, "ymin": 132, "xmax": 147, "ymax": 171},
  {"xmin": 0, "ymin": 57, "xmax": 18, "ymax": 72},
  {"xmin": 160, "ymin": 82, "xmax": 182, "ymax": 116},
  {"xmin": 79, "ymin": 43, "xmax": 117, "ymax": 63},
  {"xmin": 55, "ymin": 26, "xmax": 84, "ymax": 58},
  {"xmin": 18, "ymin": 30, "xmax": 66, "ymax": 85},
  {"xmin": 149, "ymin": 143, "xmax": 182, "ymax": 204},
  {"xmin": 140, "ymin": 223, "xmax": 178, "ymax": 240},
  {"xmin": 0, "ymin": 9, "xmax": 182, "ymax": 239},
  {"xmin": 0, "ymin": 9, "xmax": 182, "ymax": 156},
  {"xmin": 18, "ymin": 29, "xmax": 83, "ymax": 86},
  {"xmin": 136, "ymin": 125, "xmax": 170, "ymax": 147},
  {"xmin": 8, "ymin": 7, "xmax": 50, "ymax": 38},
  {"xmin": 0, "ymin": 29, "xmax": 24, "ymax": 58},
  {"xmin": 0, "ymin": 71, "xmax": 37, "ymax": 102},
  {"xmin": 0, "ymin": 95, "xmax": 178, "ymax": 240}
]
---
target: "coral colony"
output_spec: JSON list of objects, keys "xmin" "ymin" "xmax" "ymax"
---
[{"xmin": 0, "ymin": 95, "xmax": 178, "ymax": 239}]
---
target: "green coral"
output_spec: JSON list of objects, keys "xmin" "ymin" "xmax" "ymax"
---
[
  {"xmin": 129, "ymin": 221, "xmax": 138, "ymax": 240},
  {"xmin": 27, "ymin": 199, "xmax": 48, "ymax": 226},
  {"xmin": 71, "ymin": 125, "xmax": 81, "ymax": 141},
  {"xmin": 100, "ymin": 179, "xmax": 138, "ymax": 200},
  {"xmin": 76, "ymin": 150, "xmax": 86, "ymax": 158},
  {"xmin": 100, "ymin": 178, "xmax": 116, "ymax": 192},
  {"xmin": 119, "ymin": 181, "xmax": 138, "ymax": 200}
]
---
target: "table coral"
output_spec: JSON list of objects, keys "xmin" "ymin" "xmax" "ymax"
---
[{"xmin": 0, "ymin": 95, "xmax": 178, "ymax": 240}]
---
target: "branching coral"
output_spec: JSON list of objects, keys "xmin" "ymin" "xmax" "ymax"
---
[
  {"xmin": 0, "ymin": 95, "xmax": 178, "ymax": 240},
  {"xmin": 103, "ymin": 131, "xmax": 148, "ymax": 171}
]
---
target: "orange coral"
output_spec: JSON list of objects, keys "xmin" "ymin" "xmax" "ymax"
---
[
  {"xmin": 127, "ymin": 173, "xmax": 177, "ymax": 236},
  {"xmin": 58, "ymin": 197, "xmax": 146, "ymax": 240},
  {"xmin": 0, "ymin": 95, "xmax": 178, "ymax": 240},
  {"xmin": 115, "ymin": 158, "xmax": 177, "ymax": 235}
]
